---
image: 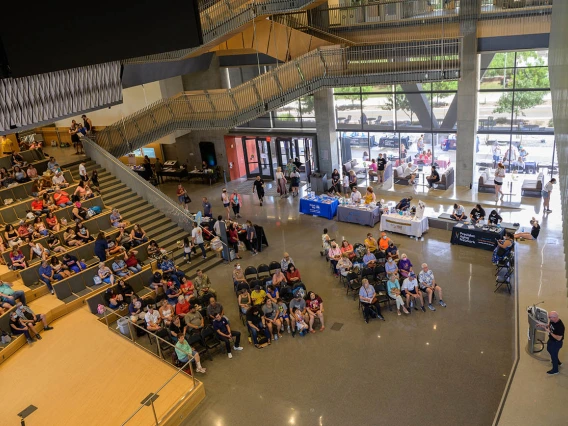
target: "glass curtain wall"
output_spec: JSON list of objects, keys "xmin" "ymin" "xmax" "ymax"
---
[
  {"xmin": 334, "ymin": 83, "xmax": 458, "ymax": 187},
  {"xmin": 475, "ymin": 50, "xmax": 555, "ymax": 185}
]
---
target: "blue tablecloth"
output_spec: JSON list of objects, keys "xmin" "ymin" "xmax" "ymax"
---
[
  {"xmin": 337, "ymin": 205, "xmax": 382, "ymax": 227},
  {"xmin": 450, "ymin": 224, "xmax": 505, "ymax": 251},
  {"xmin": 299, "ymin": 197, "xmax": 339, "ymax": 220}
]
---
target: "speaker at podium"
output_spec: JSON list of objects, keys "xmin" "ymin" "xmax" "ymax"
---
[{"xmin": 527, "ymin": 303, "xmax": 548, "ymax": 354}]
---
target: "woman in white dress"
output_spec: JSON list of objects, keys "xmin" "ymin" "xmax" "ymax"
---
[{"xmin": 275, "ymin": 167, "xmax": 288, "ymax": 198}]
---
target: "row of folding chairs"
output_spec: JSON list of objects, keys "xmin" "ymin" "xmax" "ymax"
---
[{"xmin": 243, "ymin": 261, "xmax": 282, "ymax": 282}]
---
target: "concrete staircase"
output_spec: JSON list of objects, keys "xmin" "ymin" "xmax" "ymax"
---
[{"xmin": 64, "ymin": 159, "xmax": 223, "ymax": 278}]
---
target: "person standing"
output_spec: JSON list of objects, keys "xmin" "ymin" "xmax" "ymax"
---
[
  {"xmin": 537, "ymin": 311, "xmax": 564, "ymax": 375},
  {"xmin": 202, "ymin": 197, "xmax": 212, "ymax": 218},
  {"xmin": 290, "ymin": 168, "xmax": 301, "ymax": 197},
  {"xmin": 230, "ymin": 190, "xmax": 242, "ymax": 218},
  {"xmin": 492, "ymin": 145, "xmax": 501, "ymax": 168},
  {"xmin": 176, "ymin": 184, "xmax": 190, "ymax": 211},
  {"xmin": 81, "ymin": 114, "xmax": 93, "ymax": 135},
  {"xmin": 221, "ymin": 188, "xmax": 231, "ymax": 219},
  {"xmin": 252, "ymin": 176, "xmax": 265, "ymax": 206},
  {"xmin": 377, "ymin": 154, "xmax": 387, "ymax": 185},
  {"xmin": 417, "ymin": 134, "xmax": 424, "ymax": 154},
  {"xmin": 246, "ymin": 220, "xmax": 258, "ymax": 256},
  {"xmin": 78, "ymin": 163, "xmax": 88, "ymax": 182},
  {"xmin": 275, "ymin": 167, "xmax": 288, "ymax": 198},
  {"xmin": 542, "ymin": 178, "xmax": 556, "ymax": 213},
  {"xmin": 192, "ymin": 224, "xmax": 207, "ymax": 259},
  {"xmin": 493, "ymin": 162, "xmax": 506, "ymax": 202},
  {"xmin": 69, "ymin": 121, "xmax": 82, "ymax": 155}
]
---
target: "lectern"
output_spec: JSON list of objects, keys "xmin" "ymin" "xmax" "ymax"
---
[{"xmin": 527, "ymin": 304, "xmax": 548, "ymax": 354}]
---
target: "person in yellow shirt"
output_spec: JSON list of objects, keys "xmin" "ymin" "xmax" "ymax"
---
[
  {"xmin": 251, "ymin": 285, "xmax": 267, "ymax": 306},
  {"xmin": 364, "ymin": 233, "xmax": 378, "ymax": 252},
  {"xmin": 364, "ymin": 187, "xmax": 376, "ymax": 204},
  {"xmin": 378, "ymin": 232, "xmax": 392, "ymax": 251}
]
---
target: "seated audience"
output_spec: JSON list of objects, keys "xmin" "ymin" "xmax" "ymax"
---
[
  {"xmin": 175, "ymin": 295, "xmax": 190, "ymax": 316},
  {"xmin": 238, "ymin": 289, "xmax": 252, "ymax": 314},
  {"xmin": 403, "ymin": 162, "xmax": 417, "ymax": 185},
  {"xmin": 15, "ymin": 301, "xmax": 53, "ymax": 335},
  {"xmin": 147, "ymin": 240, "xmax": 162, "ymax": 259},
  {"xmin": 328, "ymin": 241, "xmax": 342, "ymax": 277},
  {"xmin": 62, "ymin": 253, "xmax": 86, "ymax": 273},
  {"xmin": 31, "ymin": 196, "xmax": 48, "ymax": 216},
  {"xmin": 45, "ymin": 212, "xmax": 60, "ymax": 232},
  {"xmin": 286, "ymin": 264, "xmax": 301, "ymax": 284},
  {"xmin": 385, "ymin": 242, "xmax": 399, "ymax": 260},
  {"xmin": 378, "ymin": 232, "xmax": 391, "ymax": 251},
  {"xmin": 145, "ymin": 305, "xmax": 166, "ymax": 336},
  {"xmin": 206, "ymin": 297, "xmax": 224, "ymax": 321},
  {"xmin": 29, "ymin": 241, "xmax": 50, "ymax": 261},
  {"xmin": 117, "ymin": 279, "xmax": 134, "ymax": 304},
  {"xmin": 451, "ymin": 203, "xmax": 466, "ymax": 221},
  {"xmin": 289, "ymin": 292, "xmax": 307, "ymax": 337},
  {"xmin": 51, "ymin": 255, "xmax": 71, "ymax": 279},
  {"xmin": 184, "ymin": 304, "xmax": 204, "ymax": 333},
  {"xmin": 281, "ymin": 252, "xmax": 295, "ymax": 272},
  {"xmin": 276, "ymin": 298, "xmax": 291, "ymax": 333},
  {"xmin": 271, "ymin": 268, "xmax": 287, "ymax": 287},
  {"xmin": 246, "ymin": 306, "xmax": 271, "ymax": 348},
  {"xmin": 10, "ymin": 310, "xmax": 36, "ymax": 344},
  {"xmin": 292, "ymin": 307, "xmax": 309, "ymax": 336},
  {"xmin": 165, "ymin": 282, "xmax": 181, "ymax": 307},
  {"xmin": 110, "ymin": 208, "xmax": 129, "ymax": 228},
  {"xmin": 514, "ymin": 217, "xmax": 540, "ymax": 241},
  {"xmin": 159, "ymin": 299, "xmax": 174, "ymax": 325},
  {"xmin": 38, "ymin": 260, "xmax": 62, "ymax": 294},
  {"xmin": 104, "ymin": 287, "xmax": 124, "ymax": 309},
  {"xmin": 340, "ymin": 240, "xmax": 355, "ymax": 260},
  {"xmin": 470, "ymin": 204, "xmax": 486, "ymax": 224},
  {"xmin": 337, "ymin": 253, "xmax": 352, "ymax": 277},
  {"xmin": 385, "ymin": 256, "xmax": 398, "ymax": 275},
  {"xmin": 387, "ymin": 273, "xmax": 409, "ymax": 315},
  {"xmin": 194, "ymin": 269, "xmax": 215, "ymax": 297},
  {"xmin": 251, "ymin": 285, "xmax": 267, "ymax": 306},
  {"xmin": 492, "ymin": 233, "xmax": 514, "ymax": 264},
  {"xmin": 158, "ymin": 255, "xmax": 184, "ymax": 286},
  {"xmin": 306, "ymin": 291, "xmax": 325, "ymax": 332},
  {"xmin": 262, "ymin": 299, "xmax": 282, "ymax": 340},
  {"xmin": 9, "ymin": 247, "xmax": 27, "ymax": 270},
  {"xmin": 53, "ymin": 188, "xmax": 72, "ymax": 207},
  {"xmin": 52, "ymin": 170, "xmax": 68, "ymax": 188},
  {"xmin": 124, "ymin": 249, "xmax": 142, "ymax": 273},
  {"xmin": 179, "ymin": 277, "xmax": 195, "ymax": 301},
  {"xmin": 169, "ymin": 315, "xmax": 187, "ymax": 343},
  {"xmin": 359, "ymin": 278, "xmax": 384, "ymax": 322},
  {"xmin": 266, "ymin": 285, "xmax": 279, "ymax": 304},
  {"xmin": 64, "ymin": 229, "xmax": 83, "ymax": 247},
  {"xmin": 97, "ymin": 262, "xmax": 115, "ymax": 285},
  {"xmin": 350, "ymin": 186, "xmax": 362, "ymax": 203},
  {"xmin": 130, "ymin": 224, "xmax": 148, "ymax": 247},
  {"xmin": 397, "ymin": 253, "xmax": 414, "ymax": 278},
  {"xmin": 232, "ymin": 263, "xmax": 247, "ymax": 288},
  {"xmin": 129, "ymin": 295, "xmax": 145, "ymax": 322},
  {"xmin": 401, "ymin": 272, "xmax": 425, "ymax": 312},
  {"xmin": 112, "ymin": 256, "xmax": 131, "ymax": 277},
  {"xmin": 418, "ymin": 263, "xmax": 446, "ymax": 310},
  {"xmin": 364, "ymin": 233, "xmax": 378, "ymax": 252},
  {"xmin": 175, "ymin": 333, "xmax": 206, "ymax": 373},
  {"xmin": 213, "ymin": 312, "xmax": 243, "ymax": 358}
]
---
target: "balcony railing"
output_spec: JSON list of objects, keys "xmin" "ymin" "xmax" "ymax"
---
[{"xmin": 98, "ymin": 40, "xmax": 462, "ymax": 157}]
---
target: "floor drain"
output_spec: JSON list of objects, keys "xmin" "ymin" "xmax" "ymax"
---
[{"xmin": 331, "ymin": 322, "xmax": 343, "ymax": 331}]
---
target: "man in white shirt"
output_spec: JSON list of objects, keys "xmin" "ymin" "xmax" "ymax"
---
[
  {"xmin": 192, "ymin": 225, "xmax": 207, "ymax": 259},
  {"xmin": 351, "ymin": 186, "xmax": 362, "ymax": 203},
  {"xmin": 418, "ymin": 263, "xmax": 446, "ymax": 311},
  {"xmin": 342, "ymin": 175, "xmax": 350, "ymax": 195},
  {"xmin": 401, "ymin": 272, "xmax": 425, "ymax": 312},
  {"xmin": 403, "ymin": 162, "xmax": 417, "ymax": 185},
  {"xmin": 78, "ymin": 163, "xmax": 88, "ymax": 182},
  {"xmin": 542, "ymin": 178, "xmax": 556, "ymax": 213},
  {"xmin": 213, "ymin": 215, "xmax": 223, "ymax": 236},
  {"xmin": 450, "ymin": 203, "xmax": 466, "ymax": 221},
  {"xmin": 145, "ymin": 306, "xmax": 162, "ymax": 332},
  {"xmin": 52, "ymin": 171, "xmax": 68, "ymax": 188}
]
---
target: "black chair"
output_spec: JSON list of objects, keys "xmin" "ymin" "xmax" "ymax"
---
[
  {"xmin": 244, "ymin": 266, "xmax": 258, "ymax": 283},
  {"xmin": 374, "ymin": 283, "xmax": 392, "ymax": 311},
  {"xmin": 268, "ymin": 261, "xmax": 281, "ymax": 275},
  {"xmin": 375, "ymin": 250, "xmax": 386, "ymax": 264},
  {"xmin": 257, "ymin": 263, "xmax": 270, "ymax": 279},
  {"xmin": 495, "ymin": 266, "xmax": 513, "ymax": 294},
  {"xmin": 374, "ymin": 265, "xmax": 387, "ymax": 283},
  {"xmin": 249, "ymin": 279, "xmax": 264, "ymax": 291},
  {"xmin": 187, "ymin": 332, "xmax": 212, "ymax": 361},
  {"xmin": 201, "ymin": 325, "xmax": 222, "ymax": 353},
  {"xmin": 235, "ymin": 282, "xmax": 250, "ymax": 295},
  {"xmin": 345, "ymin": 272, "xmax": 361, "ymax": 299},
  {"xmin": 361, "ymin": 267, "xmax": 374, "ymax": 284},
  {"xmin": 496, "ymin": 251, "xmax": 514, "ymax": 276}
]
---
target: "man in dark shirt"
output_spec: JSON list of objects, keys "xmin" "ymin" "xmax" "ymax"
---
[
  {"xmin": 537, "ymin": 311, "xmax": 564, "ymax": 375},
  {"xmin": 469, "ymin": 204, "xmax": 486, "ymax": 224},
  {"xmin": 212, "ymin": 313, "xmax": 243, "ymax": 358},
  {"xmin": 514, "ymin": 217, "xmax": 540, "ymax": 241},
  {"xmin": 377, "ymin": 154, "xmax": 387, "ymax": 184},
  {"xmin": 426, "ymin": 166, "xmax": 440, "ymax": 188},
  {"xmin": 396, "ymin": 196, "xmax": 413, "ymax": 211},
  {"xmin": 246, "ymin": 306, "xmax": 271, "ymax": 346}
]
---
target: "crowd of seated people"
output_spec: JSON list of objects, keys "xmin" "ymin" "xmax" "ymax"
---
[{"xmin": 320, "ymin": 229, "xmax": 447, "ymax": 322}]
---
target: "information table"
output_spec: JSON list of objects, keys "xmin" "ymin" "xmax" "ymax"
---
[
  {"xmin": 299, "ymin": 196, "xmax": 339, "ymax": 220},
  {"xmin": 450, "ymin": 223, "xmax": 505, "ymax": 251},
  {"xmin": 380, "ymin": 214, "xmax": 429, "ymax": 238},
  {"xmin": 158, "ymin": 168, "xmax": 188, "ymax": 182},
  {"xmin": 337, "ymin": 204, "xmax": 382, "ymax": 227},
  {"xmin": 188, "ymin": 171, "xmax": 217, "ymax": 185}
]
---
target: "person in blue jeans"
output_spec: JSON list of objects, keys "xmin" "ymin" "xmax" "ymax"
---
[
  {"xmin": 246, "ymin": 305, "xmax": 271, "ymax": 348},
  {"xmin": 537, "ymin": 311, "xmax": 565, "ymax": 375},
  {"xmin": 62, "ymin": 254, "xmax": 87, "ymax": 274},
  {"xmin": 158, "ymin": 256, "xmax": 184, "ymax": 286},
  {"xmin": 38, "ymin": 260, "xmax": 62, "ymax": 294},
  {"xmin": 0, "ymin": 280, "xmax": 27, "ymax": 305}
]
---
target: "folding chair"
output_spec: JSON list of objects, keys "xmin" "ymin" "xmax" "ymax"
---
[
  {"xmin": 257, "ymin": 263, "xmax": 270, "ymax": 279},
  {"xmin": 244, "ymin": 266, "xmax": 258, "ymax": 283},
  {"xmin": 268, "ymin": 261, "xmax": 281, "ymax": 275},
  {"xmin": 345, "ymin": 272, "xmax": 361, "ymax": 299},
  {"xmin": 374, "ymin": 283, "xmax": 392, "ymax": 311},
  {"xmin": 495, "ymin": 267, "xmax": 513, "ymax": 294}
]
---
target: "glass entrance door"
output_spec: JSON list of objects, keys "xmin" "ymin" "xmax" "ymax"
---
[{"xmin": 242, "ymin": 137, "xmax": 274, "ymax": 180}]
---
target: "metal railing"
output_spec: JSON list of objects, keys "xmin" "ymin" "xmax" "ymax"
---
[
  {"xmin": 100, "ymin": 306, "xmax": 200, "ymax": 425},
  {"xmin": 99, "ymin": 41, "xmax": 462, "ymax": 157},
  {"xmin": 274, "ymin": 0, "xmax": 552, "ymax": 45},
  {"xmin": 124, "ymin": 0, "xmax": 322, "ymax": 64}
]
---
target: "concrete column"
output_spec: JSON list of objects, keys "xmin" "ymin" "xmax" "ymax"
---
[
  {"xmin": 181, "ymin": 54, "xmax": 223, "ymax": 91},
  {"xmin": 455, "ymin": 5, "xmax": 480, "ymax": 188},
  {"xmin": 314, "ymin": 88, "xmax": 339, "ymax": 176}
]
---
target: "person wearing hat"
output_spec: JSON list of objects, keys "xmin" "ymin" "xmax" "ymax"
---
[
  {"xmin": 401, "ymin": 272, "xmax": 425, "ymax": 312},
  {"xmin": 350, "ymin": 185, "xmax": 362, "ymax": 203},
  {"xmin": 426, "ymin": 165, "xmax": 440, "ymax": 188}
]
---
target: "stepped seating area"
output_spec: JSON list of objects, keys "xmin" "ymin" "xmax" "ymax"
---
[{"xmin": 0, "ymin": 158, "xmax": 224, "ymax": 365}]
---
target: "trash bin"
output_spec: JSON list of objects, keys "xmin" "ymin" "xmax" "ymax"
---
[
  {"xmin": 117, "ymin": 317, "xmax": 130, "ymax": 336},
  {"xmin": 311, "ymin": 173, "xmax": 328, "ymax": 194}
]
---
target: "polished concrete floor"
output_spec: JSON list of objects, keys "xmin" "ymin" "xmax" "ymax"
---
[{"xmin": 147, "ymin": 176, "xmax": 515, "ymax": 426}]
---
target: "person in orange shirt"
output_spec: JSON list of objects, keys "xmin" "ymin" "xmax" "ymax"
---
[{"xmin": 378, "ymin": 232, "xmax": 391, "ymax": 251}]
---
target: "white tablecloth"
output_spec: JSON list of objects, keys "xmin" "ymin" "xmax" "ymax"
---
[{"xmin": 379, "ymin": 214, "xmax": 429, "ymax": 238}]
